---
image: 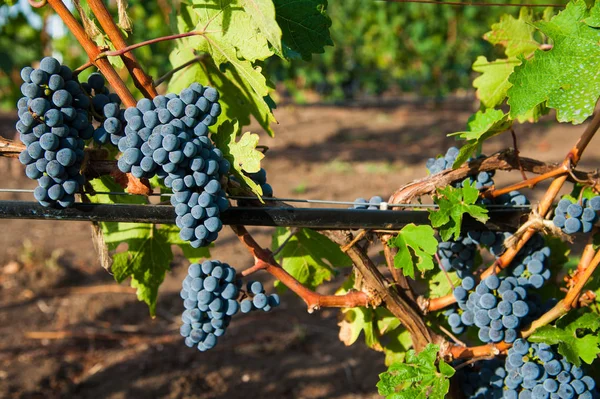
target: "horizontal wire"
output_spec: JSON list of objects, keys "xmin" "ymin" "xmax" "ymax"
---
[{"xmin": 0, "ymin": 187, "xmax": 533, "ymax": 210}]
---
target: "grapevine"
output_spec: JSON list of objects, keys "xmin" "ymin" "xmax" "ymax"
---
[{"xmin": 2, "ymin": 0, "xmax": 600, "ymax": 398}]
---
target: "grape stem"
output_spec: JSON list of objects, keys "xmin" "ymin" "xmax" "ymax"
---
[
  {"xmin": 153, "ymin": 54, "xmax": 208, "ymax": 87},
  {"xmin": 96, "ymin": 32, "xmax": 203, "ymax": 61},
  {"xmin": 45, "ymin": 0, "xmax": 136, "ymax": 107},
  {"xmin": 86, "ymin": 0, "xmax": 158, "ymax": 99},
  {"xmin": 231, "ymin": 225, "xmax": 371, "ymax": 312}
]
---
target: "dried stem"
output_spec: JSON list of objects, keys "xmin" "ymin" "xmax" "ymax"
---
[
  {"xmin": 486, "ymin": 166, "xmax": 567, "ymax": 199},
  {"xmin": 383, "ymin": 244, "xmax": 416, "ymax": 302},
  {"xmin": 231, "ymin": 225, "xmax": 370, "ymax": 312},
  {"xmin": 87, "ymin": 0, "xmax": 157, "ymax": 98}
]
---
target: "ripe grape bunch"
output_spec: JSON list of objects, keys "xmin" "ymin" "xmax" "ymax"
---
[
  {"xmin": 115, "ymin": 83, "xmax": 229, "ymax": 248},
  {"xmin": 180, "ymin": 260, "xmax": 280, "ymax": 351},
  {"xmin": 553, "ymin": 197, "xmax": 600, "ymax": 235},
  {"xmin": 16, "ymin": 57, "xmax": 93, "ymax": 208}
]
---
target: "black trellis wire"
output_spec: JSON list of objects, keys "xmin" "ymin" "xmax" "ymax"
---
[{"xmin": 0, "ymin": 200, "xmax": 528, "ymax": 231}]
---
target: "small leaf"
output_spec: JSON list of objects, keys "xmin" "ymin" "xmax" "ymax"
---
[
  {"xmin": 429, "ymin": 181, "xmax": 489, "ymax": 241},
  {"xmin": 483, "ymin": 8, "xmax": 539, "ymax": 57},
  {"xmin": 529, "ymin": 311, "xmax": 600, "ymax": 366},
  {"xmin": 212, "ymin": 119, "xmax": 264, "ymax": 198},
  {"xmin": 428, "ymin": 270, "xmax": 460, "ymax": 299},
  {"xmin": 388, "ymin": 224, "xmax": 438, "ymax": 279},
  {"xmin": 449, "ymin": 109, "xmax": 511, "ymax": 168},
  {"xmin": 472, "ymin": 56, "xmax": 521, "ymax": 108},
  {"xmin": 377, "ymin": 344, "xmax": 453, "ymax": 399}
]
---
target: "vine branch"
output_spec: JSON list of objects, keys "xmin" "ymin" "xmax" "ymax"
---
[
  {"xmin": 87, "ymin": 0, "xmax": 158, "ymax": 99},
  {"xmin": 46, "ymin": 0, "xmax": 136, "ymax": 107},
  {"xmin": 230, "ymin": 225, "xmax": 371, "ymax": 312}
]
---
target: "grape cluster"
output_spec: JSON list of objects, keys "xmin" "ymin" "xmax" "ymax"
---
[
  {"xmin": 504, "ymin": 339, "xmax": 597, "ymax": 399},
  {"xmin": 80, "ymin": 72, "xmax": 125, "ymax": 146},
  {"xmin": 240, "ymin": 280, "xmax": 280, "ymax": 313},
  {"xmin": 426, "ymin": 147, "xmax": 494, "ymax": 190},
  {"xmin": 248, "ymin": 168, "xmax": 273, "ymax": 197},
  {"xmin": 113, "ymin": 83, "xmax": 229, "ymax": 248},
  {"xmin": 16, "ymin": 57, "xmax": 93, "ymax": 208},
  {"xmin": 351, "ymin": 195, "xmax": 385, "ymax": 210},
  {"xmin": 457, "ymin": 358, "xmax": 506, "ymax": 399},
  {"xmin": 180, "ymin": 260, "xmax": 241, "ymax": 351},
  {"xmin": 553, "ymin": 197, "xmax": 600, "ymax": 235}
]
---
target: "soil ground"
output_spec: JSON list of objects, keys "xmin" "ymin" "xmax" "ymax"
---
[{"xmin": 0, "ymin": 97, "xmax": 596, "ymax": 399}]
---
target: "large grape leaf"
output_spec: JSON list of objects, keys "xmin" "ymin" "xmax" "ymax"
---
[
  {"xmin": 273, "ymin": 0, "xmax": 333, "ymax": 60},
  {"xmin": 88, "ymin": 176, "xmax": 209, "ymax": 315},
  {"xmin": 241, "ymin": 0, "xmax": 283, "ymax": 55},
  {"xmin": 508, "ymin": 0, "xmax": 600, "ymax": 124},
  {"xmin": 429, "ymin": 181, "xmax": 489, "ymax": 242},
  {"xmin": 388, "ymin": 224, "xmax": 438, "ymax": 279},
  {"xmin": 212, "ymin": 119, "xmax": 264, "ymax": 198},
  {"xmin": 271, "ymin": 227, "xmax": 351, "ymax": 290},
  {"xmin": 169, "ymin": 0, "xmax": 277, "ymax": 135},
  {"xmin": 529, "ymin": 312, "xmax": 600, "ymax": 366},
  {"xmin": 377, "ymin": 344, "xmax": 455, "ymax": 399}
]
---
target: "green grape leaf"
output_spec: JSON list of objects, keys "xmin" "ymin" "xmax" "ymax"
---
[
  {"xmin": 213, "ymin": 119, "xmax": 264, "ymax": 198},
  {"xmin": 472, "ymin": 56, "xmax": 520, "ymax": 108},
  {"xmin": 170, "ymin": 0, "xmax": 277, "ymax": 135},
  {"xmin": 273, "ymin": 0, "xmax": 333, "ymax": 60},
  {"xmin": 377, "ymin": 343, "xmax": 454, "ymax": 399},
  {"xmin": 271, "ymin": 227, "xmax": 352, "ymax": 290},
  {"xmin": 428, "ymin": 270, "xmax": 460, "ymax": 299},
  {"xmin": 450, "ymin": 109, "xmax": 511, "ymax": 167},
  {"xmin": 241, "ymin": 0, "xmax": 283, "ymax": 56},
  {"xmin": 88, "ymin": 176, "xmax": 209, "ymax": 315},
  {"xmin": 529, "ymin": 312, "xmax": 600, "ymax": 366},
  {"xmin": 383, "ymin": 329, "xmax": 413, "ymax": 366},
  {"xmin": 388, "ymin": 224, "xmax": 438, "ymax": 279},
  {"xmin": 483, "ymin": 8, "xmax": 539, "ymax": 57},
  {"xmin": 584, "ymin": 1, "xmax": 600, "ymax": 27},
  {"xmin": 429, "ymin": 181, "xmax": 489, "ymax": 242},
  {"xmin": 508, "ymin": 0, "xmax": 600, "ymax": 124}
]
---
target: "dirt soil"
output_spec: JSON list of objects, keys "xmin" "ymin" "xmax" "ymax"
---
[{"xmin": 0, "ymin": 97, "xmax": 596, "ymax": 399}]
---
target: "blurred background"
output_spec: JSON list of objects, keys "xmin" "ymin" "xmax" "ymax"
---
[{"xmin": 0, "ymin": 1, "xmax": 585, "ymax": 399}]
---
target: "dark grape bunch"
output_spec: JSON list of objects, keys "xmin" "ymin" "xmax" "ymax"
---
[
  {"xmin": 426, "ymin": 147, "xmax": 494, "ymax": 190},
  {"xmin": 240, "ymin": 280, "xmax": 280, "ymax": 313},
  {"xmin": 503, "ymin": 339, "xmax": 597, "ymax": 399},
  {"xmin": 79, "ymin": 72, "xmax": 126, "ymax": 146},
  {"xmin": 457, "ymin": 358, "xmax": 506, "ymax": 399},
  {"xmin": 114, "ymin": 83, "xmax": 230, "ymax": 248},
  {"xmin": 553, "ymin": 197, "xmax": 600, "ymax": 235},
  {"xmin": 180, "ymin": 260, "xmax": 241, "ymax": 351},
  {"xmin": 180, "ymin": 261, "xmax": 280, "ymax": 351},
  {"xmin": 352, "ymin": 195, "xmax": 385, "ymax": 210},
  {"xmin": 248, "ymin": 168, "xmax": 273, "ymax": 197},
  {"xmin": 17, "ymin": 57, "xmax": 93, "ymax": 208}
]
